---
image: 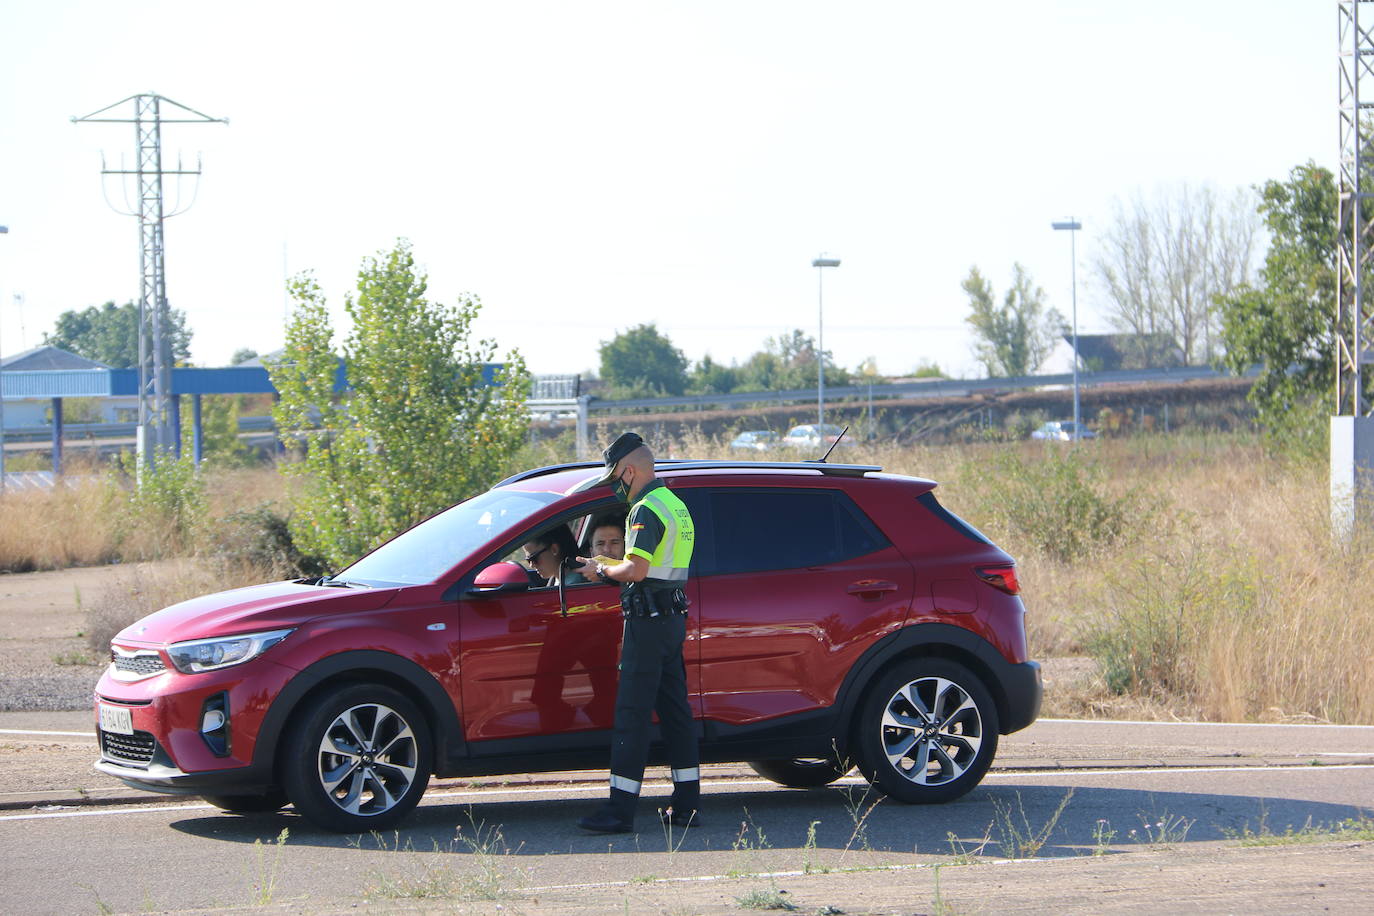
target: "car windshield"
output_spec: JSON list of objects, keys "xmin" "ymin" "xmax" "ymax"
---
[{"xmin": 336, "ymin": 488, "xmax": 562, "ymax": 587}]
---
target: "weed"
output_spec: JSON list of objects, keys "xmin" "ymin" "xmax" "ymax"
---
[
  {"xmin": 452, "ymin": 814, "xmax": 526, "ymax": 901},
  {"xmin": 1091, "ymin": 817, "xmax": 1117, "ymax": 855},
  {"xmin": 837, "ymin": 782, "xmax": 882, "ymax": 860},
  {"xmin": 727, "ymin": 810, "xmax": 772, "ymax": 877},
  {"xmin": 945, "ymin": 828, "xmax": 992, "ymax": 865},
  {"xmin": 1225, "ymin": 813, "xmax": 1374, "ymax": 846},
  {"xmin": 1129, "ymin": 804, "xmax": 1194, "ymax": 847},
  {"xmin": 801, "ymin": 819, "xmax": 827, "ymax": 874},
  {"xmin": 734, "ymin": 886, "xmax": 797, "ymax": 911},
  {"xmin": 52, "ymin": 649, "xmax": 100, "ymax": 667},
  {"xmin": 248, "ymin": 827, "xmax": 289, "ymax": 906},
  {"xmin": 77, "ymin": 883, "xmax": 113, "ymax": 915},
  {"xmin": 990, "ymin": 788, "xmax": 1074, "ymax": 858}
]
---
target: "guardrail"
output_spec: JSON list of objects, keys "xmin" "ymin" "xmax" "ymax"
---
[{"xmin": 589, "ymin": 366, "xmax": 1243, "ymax": 412}]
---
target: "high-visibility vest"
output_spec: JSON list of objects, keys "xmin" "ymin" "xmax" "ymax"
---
[{"xmin": 627, "ymin": 483, "xmax": 694, "ymax": 584}]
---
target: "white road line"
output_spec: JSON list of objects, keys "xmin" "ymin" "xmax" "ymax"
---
[
  {"xmin": 1036, "ymin": 718, "xmax": 1374, "ymax": 730},
  {"xmin": 0, "ymin": 728, "xmax": 95, "ymax": 738},
  {"xmin": 3, "ymin": 765, "xmax": 1372, "ymax": 824}
]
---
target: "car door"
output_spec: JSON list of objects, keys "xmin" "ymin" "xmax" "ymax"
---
[
  {"xmin": 690, "ymin": 486, "xmax": 913, "ymax": 725},
  {"xmin": 457, "ymin": 510, "xmax": 704, "ymax": 747}
]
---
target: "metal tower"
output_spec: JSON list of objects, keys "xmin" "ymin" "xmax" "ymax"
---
[
  {"xmin": 74, "ymin": 93, "xmax": 226, "ymax": 464},
  {"xmin": 1336, "ymin": 3, "xmax": 1374, "ymax": 535}
]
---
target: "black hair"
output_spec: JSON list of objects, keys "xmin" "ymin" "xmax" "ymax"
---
[
  {"xmin": 528, "ymin": 523, "xmax": 579, "ymax": 560},
  {"xmin": 590, "ymin": 511, "xmax": 626, "ymax": 534}
]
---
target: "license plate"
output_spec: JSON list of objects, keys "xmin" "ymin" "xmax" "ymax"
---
[{"xmin": 99, "ymin": 703, "xmax": 133, "ymax": 735}]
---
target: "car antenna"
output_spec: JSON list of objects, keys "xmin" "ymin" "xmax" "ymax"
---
[{"xmin": 813, "ymin": 425, "xmax": 850, "ymax": 464}]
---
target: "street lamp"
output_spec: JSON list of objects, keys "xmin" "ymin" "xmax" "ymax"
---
[
  {"xmin": 0, "ymin": 224, "xmax": 8, "ymax": 490},
  {"xmin": 1051, "ymin": 219, "xmax": 1082, "ymax": 441},
  {"xmin": 811, "ymin": 255, "xmax": 840, "ymax": 427}
]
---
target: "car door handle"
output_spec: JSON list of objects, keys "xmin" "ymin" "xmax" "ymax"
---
[{"xmin": 847, "ymin": 579, "xmax": 898, "ymax": 599}]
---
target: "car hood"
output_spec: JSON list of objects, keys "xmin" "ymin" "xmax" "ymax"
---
[{"xmin": 113, "ymin": 580, "xmax": 399, "ymax": 646}]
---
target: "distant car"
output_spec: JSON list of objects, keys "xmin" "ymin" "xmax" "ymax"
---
[
  {"xmin": 1031, "ymin": 421, "xmax": 1097, "ymax": 441},
  {"xmin": 730, "ymin": 430, "xmax": 780, "ymax": 451},
  {"xmin": 782, "ymin": 423, "xmax": 855, "ymax": 451}
]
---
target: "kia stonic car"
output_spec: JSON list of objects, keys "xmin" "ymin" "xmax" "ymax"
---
[{"xmin": 94, "ymin": 458, "xmax": 1041, "ymax": 832}]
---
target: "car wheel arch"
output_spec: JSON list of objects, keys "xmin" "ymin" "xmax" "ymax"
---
[
  {"xmin": 835, "ymin": 624, "xmax": 1015, "ymax": 747},
  {"xmin": 256, "ymin": 650, "xmax": 466, "ymax": 779}
]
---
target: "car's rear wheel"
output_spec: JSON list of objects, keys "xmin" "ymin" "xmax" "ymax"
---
[
  {"xmin": 748, "ymin": 757, "xmax": 854, "ymax": 789},
  {"xmin": 856, "ymin": 658, "xmax": 998, "ymax": 804},
  {"xmin": 201, "ymin": 789, "xmax": 289, "ymax": 813},
  {"xmin": 281, "ymin": 684, "xmax": 432, "ymax": 832}
]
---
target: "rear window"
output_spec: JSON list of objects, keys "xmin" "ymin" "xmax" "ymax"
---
[
  {"xmin": 916, "ymin": 491, "xmax": 993, "ymax": 545},
  {"xmin": 699, "ymin": 488, "xmax": 887, "ymax": 575}
]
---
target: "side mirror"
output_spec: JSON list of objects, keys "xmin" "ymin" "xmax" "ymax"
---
[{"xmin": 468, "ymin": 560, "xmax": 535, "ymax": 596}]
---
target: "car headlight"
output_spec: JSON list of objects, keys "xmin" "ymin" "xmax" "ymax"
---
[{"xmin": 166, "ymin": 628, "xmax": 294, "ymax": 674}]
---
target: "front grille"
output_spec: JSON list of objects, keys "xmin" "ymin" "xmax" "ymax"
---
[
  {"xmin": 112, "ymin": 652, "xmax": 166, "ymax": 677},
  {"xmin": 100, "ymin": 729, "xmax": 157, "ymax": 767}
]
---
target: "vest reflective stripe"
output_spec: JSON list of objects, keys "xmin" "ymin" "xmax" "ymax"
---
[
  {"xmin": 610, "ymin": 774, "xmax": 642, "ymax": 794},
  {"xmin": 630, "ymin": 486, "xmax": 694, "ymax": 584},
  {"xmin": 671, "ymin": 767, "xmax": 700, "ymax": 783}
]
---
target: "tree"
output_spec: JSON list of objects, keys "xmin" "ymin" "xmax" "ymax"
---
[
  {"xmin": 963, "ymin": 265, "xmax": 1065, "ymax": 377},
  {"xmin": 1091, "ymin": 184, "xmax": 1260, "ymax": 366},
  {"xmin": 734, "ymin": 329, "xmax": 851, "ymax": 392},
  {"xmin": 230, "ymin": 348, "xmax": 258, "ymax": 366},
  {"xmin": 271, "ymin": 241, "xmax": 530, "ymax": 569},
  {"xmin": 1218, "ymin": 163, "xmax": 1343, "ymax": 452},
  {"xmin": 599, "ymin": 324, "xmax": 688, "ymax": 396},
  {"xmin": 689, "ymin": 355, "xmax": 739, "ymax": 394},
  {"xmin": 44, "ymin": 301, "xmax": 192, "ymax": 368}
]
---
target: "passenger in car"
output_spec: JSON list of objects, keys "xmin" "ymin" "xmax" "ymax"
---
[
  {"xmin": 522, "ymin": 525, "xmax": 588, "ymax": 588},
  {"xmin": 589, "ymin": 512, "xmax": 627, "ymax": 561}
]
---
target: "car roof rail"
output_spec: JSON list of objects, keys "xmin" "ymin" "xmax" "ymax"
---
[
  {"xmin": 495, "ymin": 458, "xmax": 883, "ymax": 488},
  {"xmin": 654, "ymin": 459, "xmax": 881, "ymax": 478}
]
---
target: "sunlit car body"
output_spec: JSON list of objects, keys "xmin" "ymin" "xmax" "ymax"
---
[
  {"xmin": 94, "ymin": 458, "xmax": 1041, "ymax": 831},
  {"xmin": 729, "ymin": 430, "xmax": 780, "ymax": 451},
  {"xmin": 781, "ymin": 423, "xmax": 855, "ymax": 450},
  {"xmin": 1030, "ymin": 420, "xmax": 1097, "ymax": 441}
]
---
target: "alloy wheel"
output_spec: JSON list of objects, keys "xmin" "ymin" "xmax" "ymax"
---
[
  {"xmin": 315, "ymin": 703, "xmax": 420, "ymax": 817},
  {"xmin": 878, "ymin": 675, "xmax": 983, "ymax": 787}
]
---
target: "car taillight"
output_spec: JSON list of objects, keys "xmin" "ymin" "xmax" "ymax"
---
[{"xmin": 975, "ymin": 564, "xmax": 1020, "ymax": 595}]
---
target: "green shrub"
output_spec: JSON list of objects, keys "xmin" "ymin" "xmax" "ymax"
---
[
  {"xmin": 960, "ymin": 448, "xmax": 1152, "ymax": 562},
  {"xmin": 210, "ymin": 503, "xmax": 330, "ymax": 580}
]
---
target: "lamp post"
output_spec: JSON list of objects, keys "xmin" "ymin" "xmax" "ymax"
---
[
  {"xmin": 0, "ymin": 224, "xmax": 8, "ymax": 490},
  {"xmin": 811, "ymin": 255, "xmax": 840, "ymax": 427},
  {"xmin": 1051, "ymin": 219, "xmax": 1082, "ymax": 441}
]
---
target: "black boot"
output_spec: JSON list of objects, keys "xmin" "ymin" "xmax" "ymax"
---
[{"xmin": 578, "ymin": 788, "xmax": 636, "ymax": 833}]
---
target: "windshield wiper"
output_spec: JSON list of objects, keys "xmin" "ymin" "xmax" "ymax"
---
[{"xmin": 319, "ymin": 577, "xmax": 371, "ymax": 588}]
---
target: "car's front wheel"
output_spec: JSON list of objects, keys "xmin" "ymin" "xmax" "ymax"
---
[
  {"xmin": 748, "ymin": 757, "xmax": 853, "ymax": 789},
  {"xmin": 281, "ymin": 684, "xmax": 432, "ymax": 832},
  {"xmin": 855, "ymin": 658, "xmax": 999, "ymax": 804}
]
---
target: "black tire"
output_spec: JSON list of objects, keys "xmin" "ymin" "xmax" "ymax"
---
[
  {"xmin": 855, "ymin": 658, "xmax": 999, "ymax": 804},
  {"xmin": 748, "ymin": 757, "xmax": 853, "ymax": 789},
  {"xmin": 281, "ymin": 683, "xmax": 432, "ymax": 832},
  {"xmin": 201, "ymin": 789, "xmax": 289, "ymax": 813}
]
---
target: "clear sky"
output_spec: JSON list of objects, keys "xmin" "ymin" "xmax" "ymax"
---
[{"xmin": 0, "ymin": 1, "xmax": 1333, "ymax": 380}]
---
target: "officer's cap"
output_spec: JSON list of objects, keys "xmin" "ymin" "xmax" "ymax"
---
[{"xmin": 591, "ymin": 432, "xmax": 645, "ymax": 486}]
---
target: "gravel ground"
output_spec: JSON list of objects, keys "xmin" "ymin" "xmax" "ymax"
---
[{"xmin": 0, "ymin": 565, "xmax": 129, "ymax": 712}]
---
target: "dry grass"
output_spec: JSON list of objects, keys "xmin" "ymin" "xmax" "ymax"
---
[
  {"xmin": 10, "ymin": 429, "xmax": 1374, "ymax": 724},
  {"xmin": 669, "ymin": 427, "xmax": 1374, "ymax": 724}
]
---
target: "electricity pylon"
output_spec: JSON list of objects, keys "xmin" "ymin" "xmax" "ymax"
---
[{"xmin": 74, "ymin": 93, "xmax": 227, "ymax": 466}]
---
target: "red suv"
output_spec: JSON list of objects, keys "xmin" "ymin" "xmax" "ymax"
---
[{"xmin": 94, "ymin": 459, "xmax": 1041, "ymax": 831}]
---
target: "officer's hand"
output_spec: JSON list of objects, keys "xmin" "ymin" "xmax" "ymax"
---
[{"xmin": 572, "ymin": 556, "xmax": 599, "ymax": 579}]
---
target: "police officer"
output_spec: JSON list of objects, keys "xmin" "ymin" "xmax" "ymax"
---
[{"xmin": 573, "ymin": 432, "xmax": 699, "ymax": 833}]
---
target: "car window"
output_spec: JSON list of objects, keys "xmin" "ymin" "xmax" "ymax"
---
[
  {"xmin": 339, "ymin": 489, "xmax": 561, "ymax": 586},
  {"xmin": 703, "ymin": 489, "xmax": 887, "ymax": 575}
]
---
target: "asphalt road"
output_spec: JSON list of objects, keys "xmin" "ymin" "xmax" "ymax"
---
[{"xmin": 2, "ymin": 718, "xmax": 1372, "ymax": 914}]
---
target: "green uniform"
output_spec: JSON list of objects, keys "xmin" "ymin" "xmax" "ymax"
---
[{"xmin": 605, "ymin": 479, "xmax": 699, "ymax": 822}]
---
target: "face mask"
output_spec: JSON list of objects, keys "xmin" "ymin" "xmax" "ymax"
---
[{"xmin": 611, "ymin": 472, "xmax": 631, "ymax": 503}]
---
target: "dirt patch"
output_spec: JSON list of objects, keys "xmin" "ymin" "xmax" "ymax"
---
[{"xmin": 0, "ymin": 562, "xmax": 178, "ymax": 710}]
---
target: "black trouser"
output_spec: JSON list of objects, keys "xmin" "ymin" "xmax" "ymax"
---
[{"xmin": 606, "ymin": 611, "xmax": 699, "ymax": 818}]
